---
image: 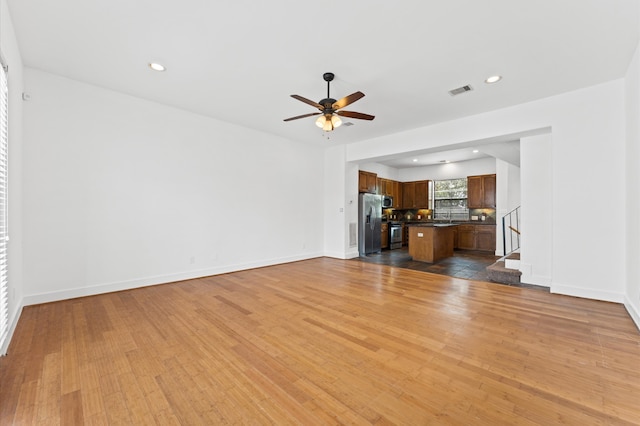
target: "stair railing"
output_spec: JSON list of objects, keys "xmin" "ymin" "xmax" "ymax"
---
[{"xmin": 502, "ymin": 206, "xmax": 521, "ymax": 256}]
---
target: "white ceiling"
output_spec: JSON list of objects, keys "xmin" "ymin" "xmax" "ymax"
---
[{"xmin": 6, "ymin": 0, "xmax": 640, "ymax": 163}]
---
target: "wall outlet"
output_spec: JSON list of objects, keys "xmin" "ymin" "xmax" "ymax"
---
[{"xmin": 471, "ymin": 215, "xmax": 478, "ymax": 220}]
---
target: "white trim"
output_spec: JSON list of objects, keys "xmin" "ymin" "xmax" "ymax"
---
[
  {"xmin": 551, "ymin": 283, "xmax": 625, "ymax": 304},
  {"xmin": 624, "ymin": 295, "xmax": 640, "ymax": 332},
  {"xmin": 22, "ymin": 253, "xmax": 323, "ymax": 306},
  {"xmin": 0, "ymin": 300, "xmax": 20, "ymax": 356},
  {"xmin": 0, "ymin": 59, "xmax": 8, "ymax": 354},
  {"xmin": 324, "ymin": 249, "xmax": 360, "ymax": 260}
]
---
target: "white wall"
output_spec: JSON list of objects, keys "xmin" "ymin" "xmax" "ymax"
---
[
  {"xmin": 336, "ymin": 79, "xmax": 627, "ymax": 303},
  {"xmin": 1, "ymin": 0, "xmax": 25, "ymax": 355},
  {"xmin": 358, "ymin": 162, "xmax": 399, "ymax": 181},
  {"xmin": 496, "ymin": 159, "xmax": 521, "ymax": 256},
  {"xmin": 625, "ymin": 39, "xmax": 640, "ymax": 327},
  {"xmin": 520, "ymin": 134, "xmax": 552, "ymax": 286},
  {"xmin": 21, "ymin": 68, "xmax": 325, "ymax": 304},
  {"xmin": 397, "ymin": 157, "xmax": 496, "ymax": 182},
  {"xmin": 324, "ymin": 145, "xmax": 359, "ymax": 259}
]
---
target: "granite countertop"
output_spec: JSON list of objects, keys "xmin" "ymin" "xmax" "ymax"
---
[
  {"xmin": 383, "ymin": 220, "xmax": 497, "ymax": 226},
  {"xmin": 405, "ymin": 223, "xmax": 458, "ymax": 227},
  {"xmin": 400, "ymin": 221, "xmax": 496, "ymax": 226}
]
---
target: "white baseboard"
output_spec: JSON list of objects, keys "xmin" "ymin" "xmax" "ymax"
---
[
  {"xmin": 624, "ymin": 295, "xmax": 640, "ymax": 332},
  {"xmin": 22, "ymin": 252, "xmax": 324, "ymax": 307},
  {"xmin": 0, "ymin": 300, "xmax": 23, "ymax": 356},
  {"xmin": 324, "ymin": 248, "xmax": 360, "ymax": 260},
  {"xmin": 520, "ymin": 272, "xmax": 551, "ymax": 287},
  {"xmin": 551, "ymin": 283, "xmax": 624, "ymax": 304}
]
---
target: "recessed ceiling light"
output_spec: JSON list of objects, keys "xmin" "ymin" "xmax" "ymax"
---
[
  {"xmin": 485, "ymin": 75, "xmax": 502, "ymax": 84},
  {"xmin": 149, "ymin": 62, "xmax": 166, "ymax": 72},
  {"xmin": 473, "ymin": 149, "xmax": 479, "ymax": 153},
  {"xmin": 412, "ymin": 159, "xmax": 418, "ymax": 162}
]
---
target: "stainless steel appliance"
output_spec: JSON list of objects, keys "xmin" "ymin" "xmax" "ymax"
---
[
  {"xmin": 382, "ymin": 195, "xmax": 393, "ymax": 208},
  {"xmin": 389, "ymin": 223, "xmax": 403, "ymax": 249},
  {"xmin": 358, "ymin": 193, "xmax": 382, "ymax": 256}
]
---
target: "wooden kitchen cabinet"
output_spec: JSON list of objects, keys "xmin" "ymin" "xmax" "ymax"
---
[
  {"xmin": 392, "ymin": 180, "xmax": 402, "ymax": 208},
  {"xmin": 402, "ymin": 223, "xmax": 408, "ymax": 246},
  {"xmin": 359, "ymin": 170, "xmax": 377, "ymax": 193},
  {"xmin": 452, "ymin": 226, "xmax": 459, "ymax": 249},
  {"xmin": 402, "ymin": 182, "xmax": 415, "ymax": 208},
  {"xmin": 381, "ymin": 222, "xmax": 389, "ymax": 249},
  {"xmin": 467, "ymin": 174, "xmax": 496, "ymax": 208},
  {"xmin": 414, "ymin": 181, "xmax": 429, "ymax": 208},
  {"xmin": 402, "ymin": 180, "xmax": 432, "ymax": 209},
  {"xmin": 476, "ymin": 225, "xmax": 496, "ymax": 251},
  {"xmin": 457, "ymin": 225, "xmax": 476, "ymax": 250},
  {"xmin": 377, "ymin": 178, "xmax": 386, "ymax": 196},
  {"xmin": 456, "ymin": 224, "xmax": 496, "ymax": 251},
  {"xmin": 377, "ymin": 178, "xmax": 395, "ymax": 197}
]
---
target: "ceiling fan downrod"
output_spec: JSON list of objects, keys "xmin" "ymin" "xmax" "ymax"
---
[{"xmin": 322, "ymin": 72, "xmax": 336, "ymax": 109}]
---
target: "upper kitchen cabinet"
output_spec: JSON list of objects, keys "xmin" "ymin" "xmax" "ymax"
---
[
  {"xmin": 377, "ymin": 177, "xmax": 393, "ymax": 197},
  {"xmin": 372, "ymin": 177, "xmax": 403, "ymax": 209},
  {"xmin": 392, "ymin": 180, "xmax": 402, "ymax": 208},
  {"xmin": 402, "ymin": 180, "xmax": 432, "ymax": 209},
  {"xmin": 359, "ymin": 170, "xmax": 377, "ymax": 193},
  {"xmin": 467, "ymin": 174, "xmax": 496, "ymax": 208}
]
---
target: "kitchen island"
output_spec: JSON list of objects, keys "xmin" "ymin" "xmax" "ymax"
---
[{"xmin": 407, "ymin": 223, "xmax": 457, "ymax": 263}]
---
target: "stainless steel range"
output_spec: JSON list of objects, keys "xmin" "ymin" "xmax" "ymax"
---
[{"xmin": 389, "ymin": 223, "xmax": 403, "ymax": 249}]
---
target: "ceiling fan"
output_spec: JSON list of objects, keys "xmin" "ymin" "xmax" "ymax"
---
[{"xmin": 284, "ymin": 72, "xmax": 375, "ymax": 132}]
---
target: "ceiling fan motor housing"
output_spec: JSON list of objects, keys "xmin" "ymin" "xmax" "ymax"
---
[{"xmin": 319, "ymin": 98, "xmax": 337, "ymax": 112}]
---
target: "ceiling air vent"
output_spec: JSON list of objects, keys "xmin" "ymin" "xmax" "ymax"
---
[
  {"xmin": 448, "ymin": 85, "xmax": 473, "ymax": 96},
  {"xmin": 343, "ymin": 122, "xmax": 354, "ymax": 127}
]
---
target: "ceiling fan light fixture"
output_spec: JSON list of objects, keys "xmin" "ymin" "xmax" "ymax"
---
[
  {"xmin": 315, "ymin": 115, "xmax": 326, "ymax": 128},
  {"xmin": 331, "ymin": 115, "xmax": 342, "ymax": 128},
  {"xmin": 322, "ymin": 115, "xmax": 333, "ymax": 132}
]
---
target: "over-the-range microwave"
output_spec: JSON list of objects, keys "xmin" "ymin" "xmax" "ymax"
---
[{"xmin": 382, "ymin": 196, "xmax": 393, "ymax": 208}]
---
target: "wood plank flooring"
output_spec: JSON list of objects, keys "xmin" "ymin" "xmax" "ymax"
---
[{"xmin": 1, "ymin": 257, "xmax": 639, "ymax": 425}]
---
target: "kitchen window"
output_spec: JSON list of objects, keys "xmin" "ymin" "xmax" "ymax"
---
[{"xmin": 433, "ymin": 178, "xmax": 469, "ymax": 221}]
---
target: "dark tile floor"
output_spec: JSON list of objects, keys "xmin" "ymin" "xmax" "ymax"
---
[
  {"xmin": 354, "ymin": 247, "xmax": 549, "ymax": 291},
  {"xmin": 354, "ymin": 247, "xmax": 499, "ymax": 281}
]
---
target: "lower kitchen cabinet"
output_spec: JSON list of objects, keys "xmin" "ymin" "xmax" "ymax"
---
[
  {"xmin": 452, "ymin": 226, "xmax": 459, "ymax": 249},
  {"xmin": 476, "ymin": 225, "xmax": 496, "ymax": 251},
  {"xmin": 456, "ymin": 224, "xmax": 496, "ymax": 252},
  {"xmin": 402, "ymin": 224, "xmax": 408, "ymax": 246},
  {"xmin": 457, "ymin": 225, "xmax": 476, "ymax": 250},
  {"xmin": 381, "ymin": 222, "xmax": 389, "ymax": 249}
]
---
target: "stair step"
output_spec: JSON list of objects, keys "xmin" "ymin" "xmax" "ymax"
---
[
  {"xmin": 486, "ymin": 260, "xmax": 522, "ymax": 285},
  {"xmin": 505, "ymin": 252, "xmax": 520, "ymax": 260},
  {"xmin": 504, "ymin": 258, "xmax": 520, "ymax": 269}
]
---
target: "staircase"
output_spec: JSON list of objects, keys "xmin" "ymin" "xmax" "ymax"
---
[
  {"xmin": 487, "ymin": 252, "xmax": 522, "ymax": 285},
  {"xmin": 486, "ymin": 206, "xmax": 522, "ymax": 285}
]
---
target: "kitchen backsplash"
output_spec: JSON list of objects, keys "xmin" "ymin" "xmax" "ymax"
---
[{"xmin": 384, "ymin": 208, "xmax": 497, "ymax": 223}]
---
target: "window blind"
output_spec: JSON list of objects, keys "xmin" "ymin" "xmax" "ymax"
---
[{"xmin": 0, "ymin": 62, "xmax": 8, "ymax": 354}]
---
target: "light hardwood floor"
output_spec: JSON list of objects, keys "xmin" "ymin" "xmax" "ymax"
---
[{"xmin": 1, "ymin": 258, "xmax": 639, "ymax": 425}]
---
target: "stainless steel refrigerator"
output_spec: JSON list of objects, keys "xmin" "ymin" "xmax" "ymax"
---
[{"xmin": 358, "ymin": 193, "xmax": 382, "ymax": 256}]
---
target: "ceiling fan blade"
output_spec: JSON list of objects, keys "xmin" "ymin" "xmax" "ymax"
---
[
  {"xmin": 290, "ymin": 94, "xmax": 323, "ymax": 110},
  {"xmin": 336, "ymin": 110, "xmax": 375, "ymax": 120},
  {"xmin": 283, "ymin": 112, "xmax": 322, "ymax": 122},
  {"xmin": 333, "ymin": 91, "xmax": 365, "ymax": 110}
]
